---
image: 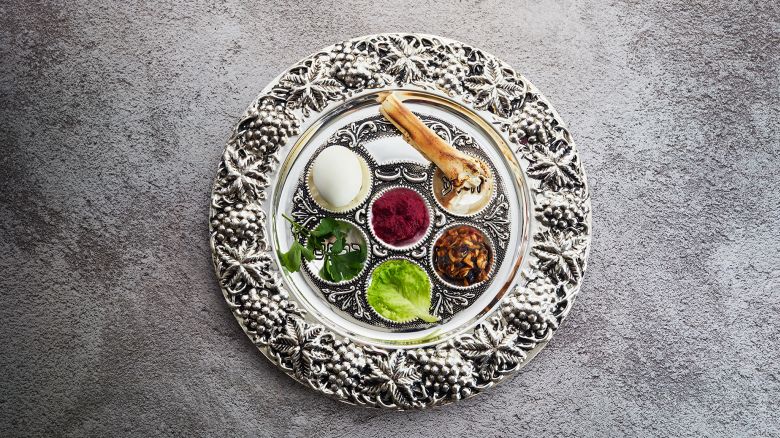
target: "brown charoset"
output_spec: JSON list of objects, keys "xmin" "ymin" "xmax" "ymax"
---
[{"xmin": 433, "ymin": 225, "xmax": 492, "ymax": 287}]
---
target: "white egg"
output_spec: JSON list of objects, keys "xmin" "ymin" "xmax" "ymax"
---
[{"xmin": 311, "ymin": 146, "xmax": 363, "ymax": 208}]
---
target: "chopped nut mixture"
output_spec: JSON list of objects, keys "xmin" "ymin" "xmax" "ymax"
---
[{"xmin": 433, "ymin": 225, "xmax": 492, "ymax": 286}]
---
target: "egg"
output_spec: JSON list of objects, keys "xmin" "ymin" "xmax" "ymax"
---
[{"xmin": 311, "ymin": 146, "xmax": 363, "ymax": 208}]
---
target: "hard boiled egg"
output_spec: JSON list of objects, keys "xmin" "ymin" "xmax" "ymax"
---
[{"xmin": 311, "ymin": 146, "xmax": 363, "ymax": 208}]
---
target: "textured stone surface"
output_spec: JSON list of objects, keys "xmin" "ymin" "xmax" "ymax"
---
[{"xmin": 1, "ymin": 1, "xmax": 779, "ymax": 436}]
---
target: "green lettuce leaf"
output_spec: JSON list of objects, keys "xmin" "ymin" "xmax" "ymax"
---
[{"xmin": 366, "ymin": 260, "xmax": 438, "ymax": 323}]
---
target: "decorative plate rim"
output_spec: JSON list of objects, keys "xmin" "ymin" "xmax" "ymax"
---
[{"xmin": 209, "ymin": 33, "xmax": 591, "ymax": 409}]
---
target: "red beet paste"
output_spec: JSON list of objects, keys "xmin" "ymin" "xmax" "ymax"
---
[{"xmin": 371, "ymin": 188, "xmax": 429, "ymax": 246}]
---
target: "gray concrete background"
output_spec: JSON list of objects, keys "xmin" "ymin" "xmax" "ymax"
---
[{"xmin": 1, "ymin": 1, "xmax": 778, "ymax": 436}]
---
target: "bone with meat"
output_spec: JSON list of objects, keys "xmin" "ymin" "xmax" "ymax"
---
[{"xmin": 377, "ymin": 92, "xmax": 491, "ymax": 195}]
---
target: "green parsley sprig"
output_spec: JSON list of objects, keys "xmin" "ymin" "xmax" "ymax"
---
[{"xmin": 277, "ymin": 215, "xmax": 367, "ymax": 283}]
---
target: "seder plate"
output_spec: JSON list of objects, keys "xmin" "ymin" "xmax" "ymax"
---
[
  {"xmin": 291, "ymin": 113, "xmax": 512, "ymax": 330},
  {"xmin": 210, "ymin": 34, "xmax": 591, "ymax": 409}
]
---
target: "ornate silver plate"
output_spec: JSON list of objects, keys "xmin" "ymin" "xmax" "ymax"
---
[
  {"xmin": 210, "ymin": 34, "xmax": 591, "ymax": 409},
  {"xmin": 290, "ymin": 113, "xmax": 512, "ymax": 329}
]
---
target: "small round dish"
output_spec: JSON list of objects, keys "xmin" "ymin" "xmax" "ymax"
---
[
  {"xmin": 305, "ymin": 148, "xmax": 373, "ymax": 214},
  {"xmin": 430, "ymin": 150, "xmax": 497, "ymax": 217},
  {"xmin": 429, "ymin": 223, "xmax": 496, "ymax": 291},
  {"xmin": 367, "ymin": 185, "xmax": 433, "ymax": 251},
  {"xmin": 364, "ymin": 257, "xmax": 433, "ymax": 325},
  {"xmin": 301, "ymin": 219, "xmax": 370, "ymax": 286}
]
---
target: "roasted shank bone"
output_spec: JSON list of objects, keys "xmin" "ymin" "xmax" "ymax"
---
[{"xmin": 378, "ymin": 92, "xmax": 489, "ymax": 194}]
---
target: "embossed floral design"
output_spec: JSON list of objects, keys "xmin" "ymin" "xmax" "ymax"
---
[
  {"xmin": 409, "ymin": 348, "xmax": 476, "ymax": 400},
  {"xmin": 321, "ymin": 286, "xmax": 370, "ymax": 320},
  {"xmin": 503, "ymin": 305, "xmax": 554, "ymax": 341},
  {"xmin": 528, "ymin": 275, "xmax": 573, "ymax": 324},
  {"xmin": 277, "ymin": 59, "xmax": 344, "ymax": 116},
  {"xmin": 217, "ymin": 241, "xmax": 276, "ymax": 292},
  {"xmin": 290, "ymin": 187, "xmax": 320, "ymax": 229},
  {"xmin": 536, "ymin": 197, "xmax": 588, "ymax": 234},
  {"xmin": 271, "ymin": 317, "xmax": 331, "ymax": 379},
  {"xmin": 532, "ymin": 231, "xmax": 587, "ymax": 284},
  {"xmin": 320, "ymin": 339, "xmax": 367, "ymax": 397},
  {"xmin": 501, "ymin": 284, "xmax": 558, "ymax": 341},
  {"xmin": 329, "ymin": 41, "xmax": 386, "ymax": 90},
  {"xmin": 218, "ymin": 148, "xmax": 270, "ymax": 202},
  {"xmin": 211, "ymin": 202, "xmax": 264, "ymax": 245},
  {"xmin": 463, "ymin": 59, "xmax": 525, "ymax": 117},
  {"xmin": 431, "ymin": 287, "xmax": 474, "ymax": 316},
  {"xmin": 479, "ymin": 193, "xmax": 511, "ymax": 248},
  {"xmin": 458, "ymin": 321, "xmax": 532, "ymax": 380},
  {"xmin": 502, "ymin": 99, "xmax": 556, "ymax": 146},
  {"xmin": 232, "ymin": 99, "xmax": 300, "ymax": 156},
  {"xmin": 383, "ymin": 36, "xmax": 434, "ymax": 84},
  {"xmin": 431, "ymin": 43, "xmax": 469, "ymax": 95},
  {"xmin": 236, "ymin": 288, "xmax": 300, "ymax": 342},
  {"xmin": 514, "ymin": 276, "xmax": 560, "ymax": 309},
  {"xmin": 364, "ymin": 351, "xmax": 421, "ymax": 408},
  {"xmin": 328, "ymin": 119, "xmax": 389, "ymax": 149},
  {"xmin": 526, "ymin": 141, "xmax": 583, "ymax": 190}
]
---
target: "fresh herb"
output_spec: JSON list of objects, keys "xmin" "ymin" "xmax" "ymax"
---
[
  {"xmin": 277, "ymin": 215, "xmax": 366, "ymax": 283},
  {"xmin": 366, "ymin": 259, "xmax": 439, "ymax": 323}
]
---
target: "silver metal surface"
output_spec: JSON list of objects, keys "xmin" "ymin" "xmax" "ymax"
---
[
  {"xmin": 209, "ymin": 33, "xmax": 591, "ymax": 409},
  {"xmin": 288, "ymin": 113, "xmax": 512, "ymax": 330}
]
